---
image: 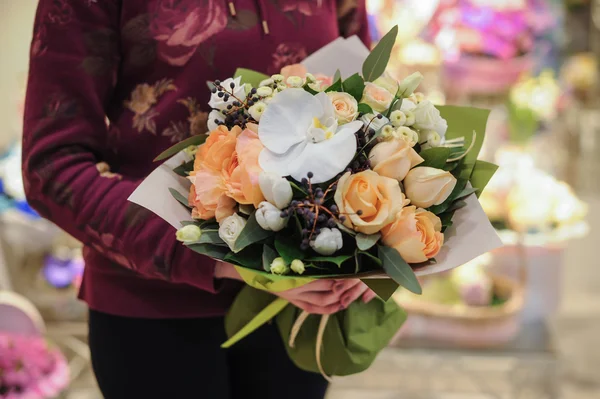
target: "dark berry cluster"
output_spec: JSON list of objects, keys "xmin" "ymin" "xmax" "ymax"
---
[
  {"xmin": 279, "ymin": 172, "xmax": 362, "ymax": 250},
  {"xmin": 351, "ymin": 113, "xmax": 383, "ymax": 173},
  {"xmin": 211, "ymin": 80, "xmax": 260, "ymax": 130}
]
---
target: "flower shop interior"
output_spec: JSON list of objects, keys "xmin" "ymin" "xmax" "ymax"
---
[{"xmin": 1, "ymin": 0, "xmax": 600, "ymax": 398}]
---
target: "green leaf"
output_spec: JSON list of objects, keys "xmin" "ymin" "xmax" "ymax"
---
[
  {"xmin": 470, "ymin": 160, "xmax": 499, "ymax": 197},
  {"xmin": 307, "ymin": 255, "xmax": 354, "ymax": 267},
  {"xmin": 358, "ymin": 103, "xmax": 373, "ymax": 115},
  {"xmin": 289, "ymin": 180, "xmax": 308, "ymax": 196},
  {"xmin": 225, "ymin": 245, "xmax": 263, "ymax": 270},
  {"xmin": 453, "ymin": 186, "xmax": 478, "ymax": 201},
  {"xmin": 356, "ymin": 233, "xmax": 381, "ymax": 251},
  {"xmin": 303, "ymin": 84, "xmax": 319, "ymax": 95},
  {"xmin": 419, "ymin": 147, "xmax": 452, "ymax": 169},
  {"xmin": 447, "ymin": 200, "xmax": 467, "ymax": 212},
  {"xmin": 275, "ymin": 235, "xmax": 305, "ymax": 265},
  {"xmin": 325, "ymin": 78, "xmax": 343, "ymax": 93},
  {"xmin": 336, "ymin": 222, "xmax": 357, "ymax": 236},
  {"xmin": 173, "ymin": 160, "xmax": 194, "ymax": 177},
  {"xmin": 359, "ymin": 250, "xmax": 383, "ymax": 266},
  {"xmin": 234, "ymin": 213, "xmax": 272, "ymax": 252},
  {"xmin": 333, "ymin": 69, "xmax": 342, "ymax": 84},
  {"xmin": 343, "ymin": 73, "xmax": 365, "ymax": 102},
  {"xmin": 169, "ymin": 188, "xmax": 191, "ymax": 209},
  {"xmin": 362, "ymin": 25, "xmax": 398, "ymax": 82},
  {"xmin": 362, "ymin": 279, "xmax": 400, "ymax": 301},
  {"xmin": 234, "ymin": 67, "xmax": 269, "ymax": 88},
  {"xmin": 378, "ymin": 245, "xmax": 421, "ymax": 294},
  {"xmin": 184, "ymin": 230, "xmax": 225, "ymax": 246},
  {"xmin": 262, "ymin": 244, "xmax": 278, "ymax": 272},
  {"xmin": 186, "ymin": 243, "xmax": 230, "ymax": 260},
  {"xmin": 155, "ymin": 134, "xmax": 207, "ymax": 161}
]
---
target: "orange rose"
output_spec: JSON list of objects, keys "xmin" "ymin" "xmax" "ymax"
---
[
  {"xmin": 226, "ymin": 125, "xmax": 265, "ymax": 206},
  {"xmin": 334, "ymin": 170, "xmax": 408, "ymax": 235},
  {"xmin": 382, "ymin": 206, "xmax": 444, "ymax": 263},
  {"xmin": 195, "ymin": 125, "xmax": 240, "ymax": 171}
]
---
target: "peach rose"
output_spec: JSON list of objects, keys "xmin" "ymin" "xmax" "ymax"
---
[
  {"xmin": 195, "ymin": 125, "xmax": 240, "ymax": 171},
  {"xmin": 334, "ymin": 170, "xmax": 408, "ymax": 235},
  {"xmin": 369, "ymin": 139, "xmax": 424, "ymax": 181},
  {"xmin": 281, "ymin": 63, "xmax": 308, "ymax": 80},
  {"xmin": 361, "ymin": 82, "xmax": 395, "ymax": 113},
  {"xmin": 382, "ymin": 206, "xmax": 444, "ymax": 263},
  {"xmin": 327, "ymin": 92, "xmax": 359, "ymax": 124},
  {"xmin": 188, "ymin": 168, "xmax": 236, "ymax": 222},
  {"xmin": 226, "ymin": 126, "xmax": 265, "ymax": 206}
]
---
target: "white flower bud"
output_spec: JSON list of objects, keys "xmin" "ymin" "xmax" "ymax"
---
[
  {"xmin": 305, "ymin": 73, "xmax": 316, "ymax": 83},
  {"xmin": 397, "ymin": 72, "xmax": 424, "ymax": 98},
  {"xmin": 390, "ymin": 110, "xmax": 407, "ymax": 127},
  {"xmin": 380, "ymin": 125, "xmax": 395, "ymax": 140},
  {"xmin": 207, "ymin": 109, "xmax": 225, "ymax": 131},
  {"xmin": 272, "ymin": 74, "xmax": 285, "ymax": 83},
  {"xmin": 255, "ymin": 202, "xmax": 287, "ymax": 232},
  {"xmin": 249, "ymin": 102, "xmax": 267, "ymax": 122},
  {"xmin": 424, "ymin": 130, "xmax": 442, "ymax": 148},
  {"xmin": 259, "ymin": 172, "xmax": 293, "ymax": 209},
  {"xmin": 218, "ymin": 214, "xmax": 247, "ymax": 253},
  {"xmin": 270, "ymin": 257, "xmax": 289, "ymax": 275},
  {"xmin": 176, "ymin": 225, "xmax": 202, "ymax": 243},
  {"xmin": 404, "ymin": 110, "xmax": 416, "ymax": 126},
  {"xmin": 310, "ymin": 228, "xmax": 343, "ymax": 256},
  {"xmin": 259, "ymin": 78, "xmax": 274, "ymax": 87},
  {"xmin": 256, "ymin": 86, "xmax": 273, "ymax": 97},
  {"xmin": 286, "ymin": 76, "xmax": 304, "ymax": 88},
  {"xmin": 276, "ymin": 84, "xmax": 287, "ymax": 92},
  {"xmin": 291, "ymin": 259, "xmax": 305, "ymax": 275}
]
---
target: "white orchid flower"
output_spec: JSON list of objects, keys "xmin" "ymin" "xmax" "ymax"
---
[{"xmin": 258, "ymin": 89, "xmax": 363, "ymax": 183}]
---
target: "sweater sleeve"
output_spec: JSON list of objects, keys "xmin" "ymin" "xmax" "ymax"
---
[
  {"xmin": 22, "ymin": 0, "xmax": 220, "ymax": 293},
  {"xmin": 338, "ymin": 0, "xmax": 372, "ymax": 48}
]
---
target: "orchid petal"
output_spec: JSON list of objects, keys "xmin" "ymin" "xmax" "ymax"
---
[
  {"xmin": 258, "ymin": 141, "xmax": 308, "ymax": 178},
  {"xmin": 315, "ymin": 91, "xmax": 335, "ymax": 120},
  {"xmin": 258, "ymin": 89, "xmax": 319, "ymax": 154},
  {"xmin": 289, "ymin": 123, "xmax": 360, "ymax": 183}
]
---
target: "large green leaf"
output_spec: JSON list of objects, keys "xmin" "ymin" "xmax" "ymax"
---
[
  {"xmin": 172, "ymin": 160, "xmax": 194, "ymax": 177},
  {"xmin": 234, "ymin": 67, "xmax": 269, "ymax": 87},
  {"xmin": 275, "ymin": 235, "xmax": 306, "ymax": 265},
  {"xmin": 307, "ymin": 254, "xmax": 354, "ymax": 267},
  {"xmin": 234, "ymin": 212, "xmax": 272, "ymax": 252},
  {"xmin": 362, "ymin": 25, "xmax": 398, "ymax": 82},
  {"xmin": 186, "ymin": 243, "xmax": 230, "ymax": 260},
  {"xmin": 154, "ymin": 134, "xmax": 207, "ymax": 161},
  {"xmin": 262, "ymin": 244, "xmax": 278, "ymax": 272},
  {"xmin": 343, "ymin": 73, "xmax": 365, "ymax": 102},
  {"xmin": 169, "ymin": 188, "xmax": 191, "ymax": 209},
  {"xmin": 419, "ymin": 147, "xmax": 452, "ymax": 169},
  {"xmin": 378, "ymin": 246, "xmax": 421, "ymax": 294},
  {"xmin": 470, "ymin": 160, "xmax": 499, "ymax": 197},
  {"xmin": 358, "ymin": 103, "xmax": 373, "ymax": 115}
]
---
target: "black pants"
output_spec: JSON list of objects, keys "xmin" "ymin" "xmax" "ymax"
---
[{"xmin": 88, "ymin": 310, "xmax": 328, "ymax": 399}]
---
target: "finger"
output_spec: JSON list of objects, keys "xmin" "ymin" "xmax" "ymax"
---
[
  {"xmin": 340, "ymin": 283, "xmax": 369, "ymax": 309},
  {"xmin": 362, "ymin": 289, "xmax": 377, "ymax": 304},
  {"xmin": 332, "ymin": 279, "xmax": 362, "ymax": 295},
  {"xmin": 291, "ymin": 299, "xmax": 341, "ymax": 315},
  {"xmin": 291, "ymin": 279, "xmax": 335, "ymax": 293},
  {"xmin": 294, "ymin": 290, "xmax": 344, "ymax": 307}
]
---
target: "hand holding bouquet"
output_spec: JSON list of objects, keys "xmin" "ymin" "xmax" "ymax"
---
[{"xmin": 130, "ymin": 26, "xmax": 501, "ymax": 378}]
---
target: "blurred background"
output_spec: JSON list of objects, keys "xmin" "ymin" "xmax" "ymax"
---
[{"xmin": 0, "ymin": 0, "xmax": 599, "ymax": 398}]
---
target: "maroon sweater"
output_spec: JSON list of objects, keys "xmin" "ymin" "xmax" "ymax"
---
[{"xmin": 22, "ymin": 0, "xmax": 371, "ymax": 318}]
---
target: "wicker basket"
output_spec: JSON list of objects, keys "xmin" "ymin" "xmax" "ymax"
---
[{"xmin": 391, "ymin": 274, "xmax": 525, "ymax": 348}]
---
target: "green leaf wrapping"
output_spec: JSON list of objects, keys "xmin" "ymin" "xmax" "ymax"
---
[
  {"xmin": 276, "ymin": 296, "xmax": 407, "ymax": 376},
  {"xmin": 234, "ymin": 212, "xmax": 272, "ymax": 252},
  {"xmin": 378, "ymin": 246, "xmax": 422, "ymax": 294},
  {"xmin": 234, "ymin": 67, "xmax": 269, "ymax": 87},
  {"xmin": 154, "ymin": 134, "xmax": 207, "ymax": 161},
  {"xmin": 343, "ymin": 73, "xmax": 365, "ymax": 102},
  {"xmin": 362, "ymin": 25, "xmax": 398, "ymax": 82},
  {"xmin": 470, "ymin": 160, "xmax": 499, "ymax": 197},
  {"xmin": 418, "ymin": 147, "xmax": 452, "ymax": 169}
]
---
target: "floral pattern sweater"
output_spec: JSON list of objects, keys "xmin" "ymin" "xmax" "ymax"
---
[{"xmin": 23, "ymin": 0, "xmax": 371, "ymax": 318}]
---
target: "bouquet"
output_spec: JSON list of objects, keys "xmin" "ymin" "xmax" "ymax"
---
[
  {"xmin": 130, "ymin": 26, "xmax": 501, "ymax": 378},
  {"xmin": 0, "ymin": 333, "xmax": 69, "ymax": 399}
]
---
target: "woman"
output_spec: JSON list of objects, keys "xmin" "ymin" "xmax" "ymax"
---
[{"xmin": 22, "ymin": 1, "xmax": 374, "ymax": 398}]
